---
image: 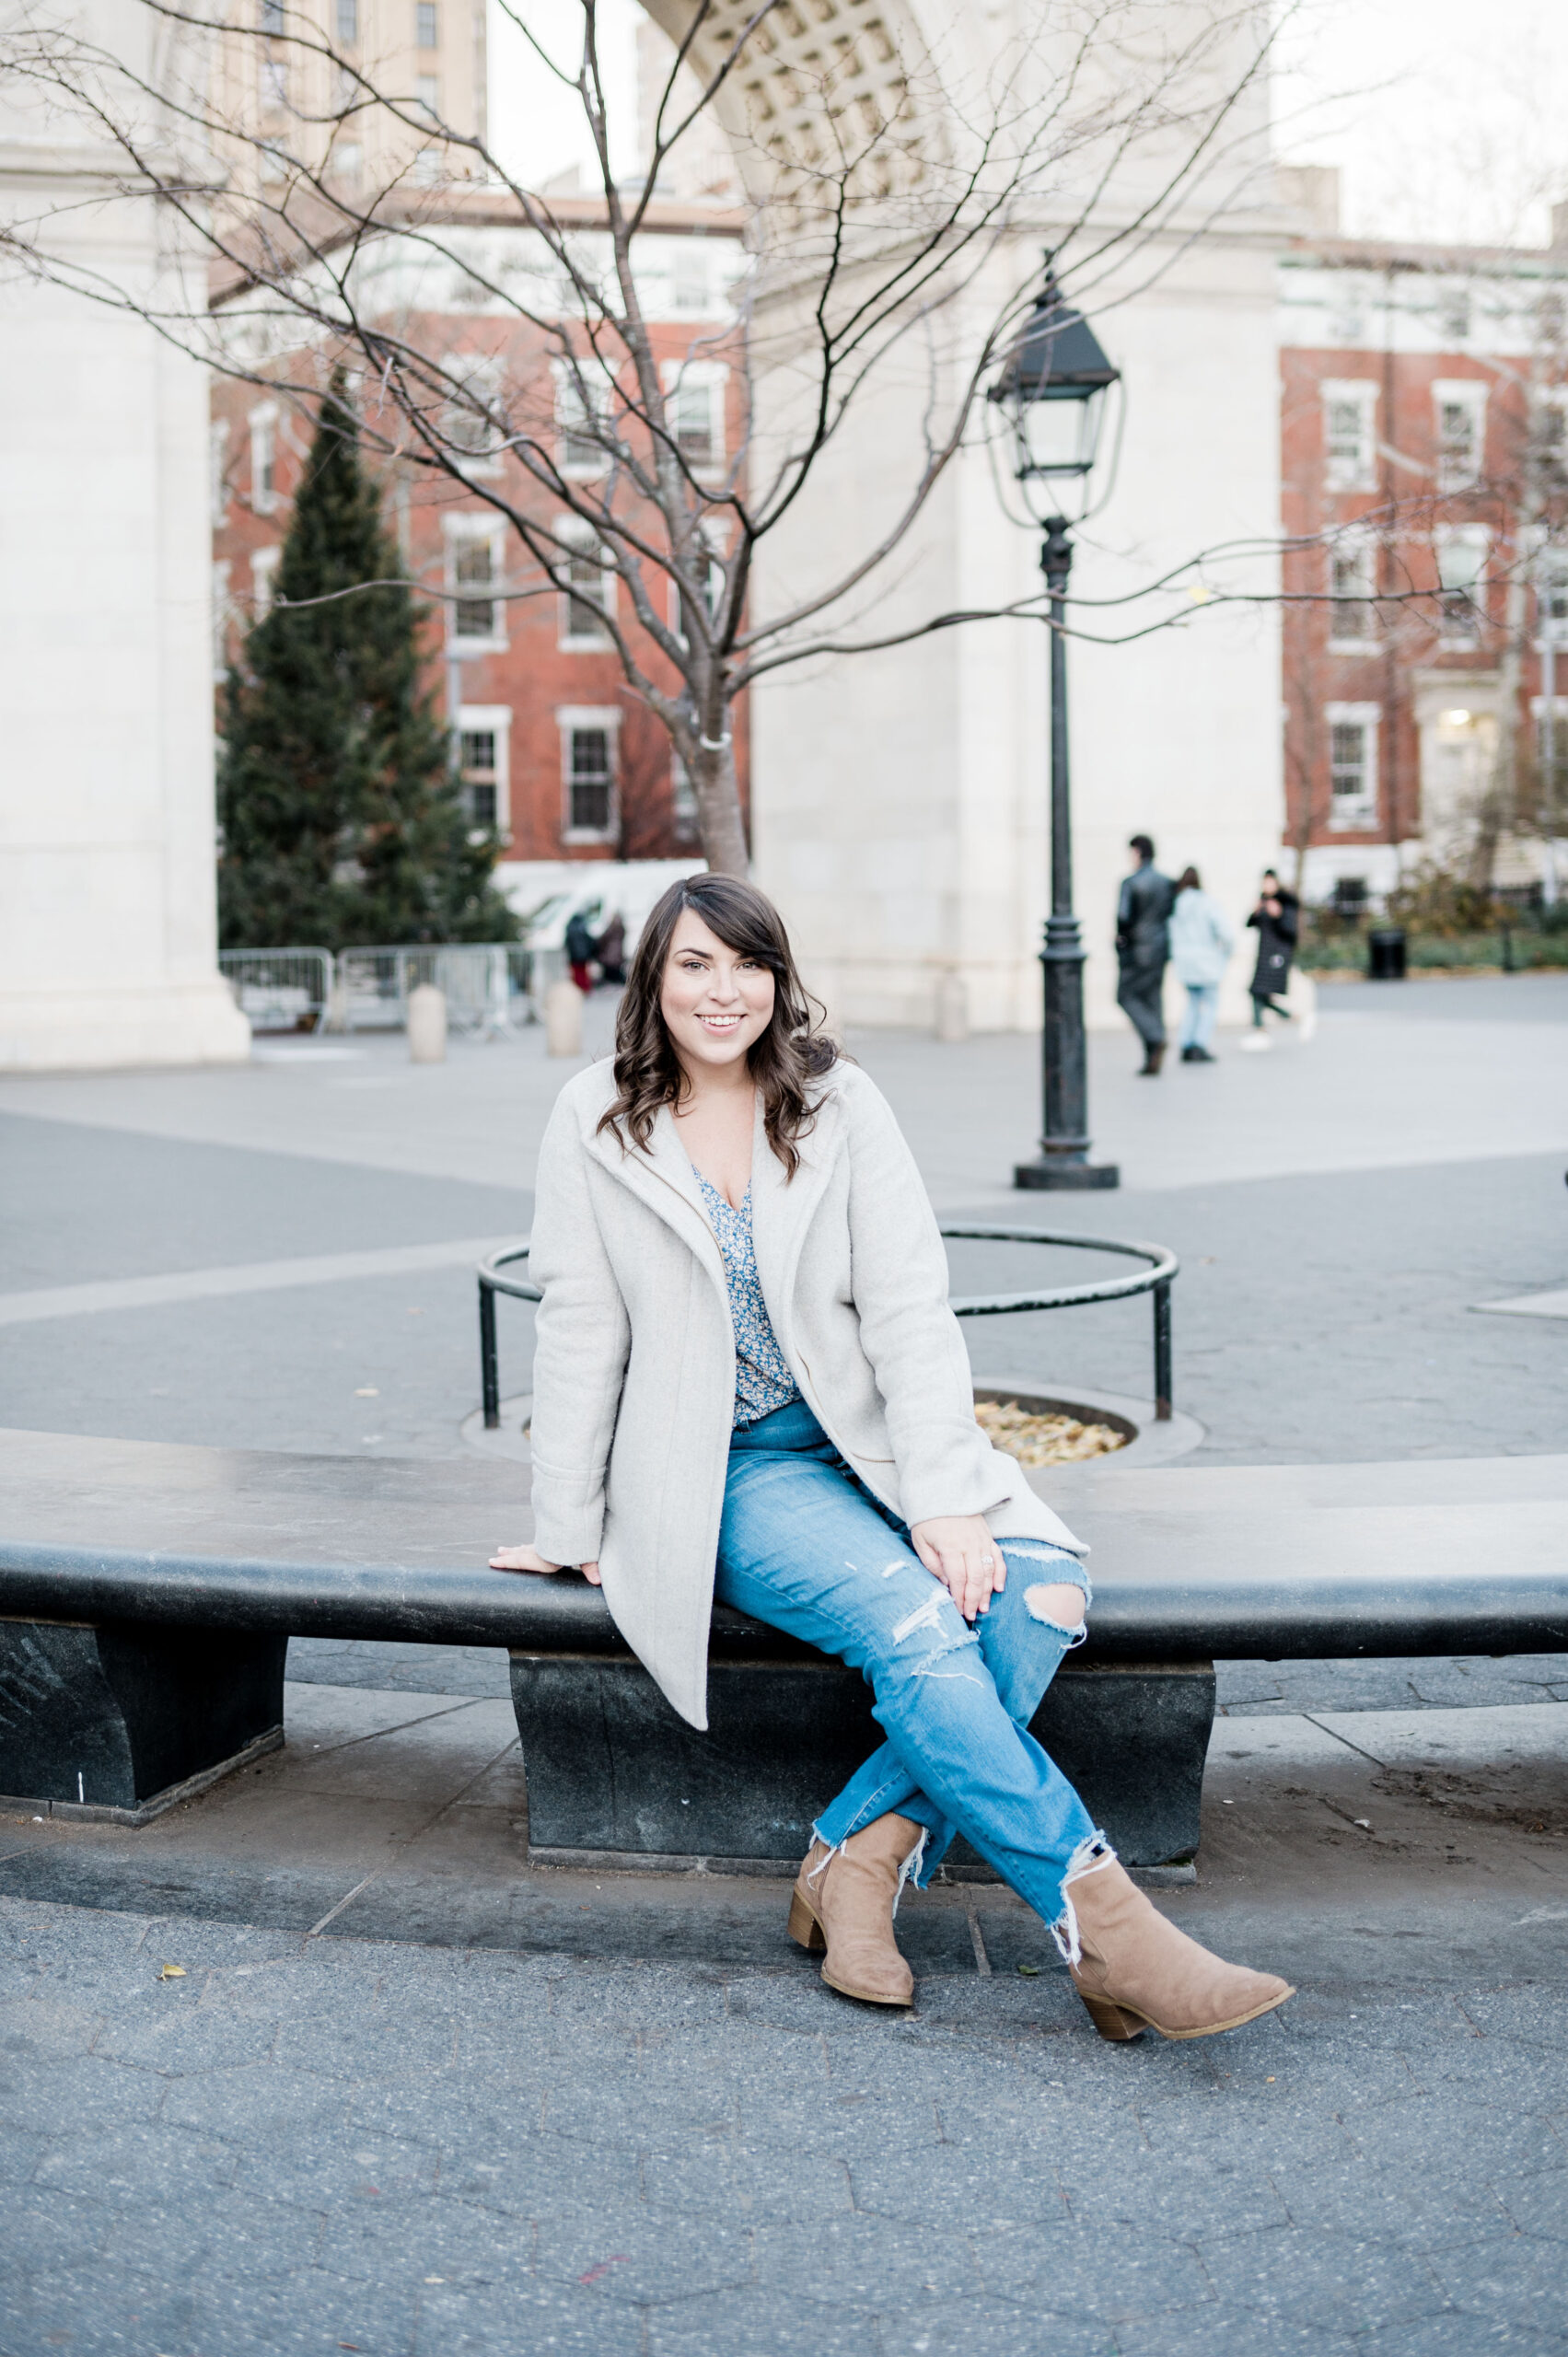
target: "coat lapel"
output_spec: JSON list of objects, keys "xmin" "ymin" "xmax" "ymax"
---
[{"xmin": 584, "ymin": 1099, "xmax": 727, "ymax": 1298}]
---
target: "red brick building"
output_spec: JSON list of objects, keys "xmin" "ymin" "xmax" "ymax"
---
[
  {"xmin": 212, "ymin": 196, "xmax": 749, "ymax": 907},
  {"xmin": 1279, "ymin": 173, "xmax": 1568, "ymax": 907}
]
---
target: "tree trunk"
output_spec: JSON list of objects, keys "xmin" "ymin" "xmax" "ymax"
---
[{"xmin": 691, "ymin": 728, "xmax": 749, "ymax": 877}]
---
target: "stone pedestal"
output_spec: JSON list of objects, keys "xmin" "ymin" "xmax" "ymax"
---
[
  {"xmin": 0, "ymin": 1622, "xmax": 285, "ymax": 1824},
  {"xmin": 510, "ymin": 1648, "xmax": 1215, "ymax": 1872}
]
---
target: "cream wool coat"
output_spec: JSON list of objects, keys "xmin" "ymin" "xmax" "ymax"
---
[{"xmin": 527, "ymin": 1057, "xmax": 1084, "ymax": 1730}]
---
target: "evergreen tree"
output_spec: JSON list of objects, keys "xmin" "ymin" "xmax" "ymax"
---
[{"xmin": 217, "ymin": 372, "xmax": 518, "ymax": 948}]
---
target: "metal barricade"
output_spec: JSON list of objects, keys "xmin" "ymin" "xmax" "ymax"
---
[
  {"xmin": 333, "ymin": 944, "xmax": 534, "ymax": 1034},
  {"xmin": 475, "ymin": 1225, "xmax": 1179, "ymax": 1430},
  {"xmin": 219, "ymin": 949, "xmax": 334, "ymax": 1034}
]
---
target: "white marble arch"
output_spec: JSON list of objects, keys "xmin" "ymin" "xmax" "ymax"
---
[
  {"xmin": 0, "ymin": 5, "xmax": 250, "ymax": 1072},
  {"xmin": 639, "ymin": 0, "xmax": 1284, "ymax": 1038}
]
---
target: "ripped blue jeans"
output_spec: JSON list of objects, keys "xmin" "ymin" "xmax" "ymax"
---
[{"xmin": 715, "ymin": 1399, "xmax": 1102, "ymax": 1926}]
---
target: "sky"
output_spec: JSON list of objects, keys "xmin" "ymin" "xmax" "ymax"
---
[{"xmin": 1275, "ymin": 0, "xmax": 1568, "ymax": 247}]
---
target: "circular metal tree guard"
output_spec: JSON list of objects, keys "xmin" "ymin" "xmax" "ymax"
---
[{"xmin": 478, "ymin": 1225, "xmax": 1178, "ymax": 1432}]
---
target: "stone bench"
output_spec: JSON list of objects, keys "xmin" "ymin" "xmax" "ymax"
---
[{"xmin": 0, "ymin": 1429, "xmax": 1562, "ymax": 1879}]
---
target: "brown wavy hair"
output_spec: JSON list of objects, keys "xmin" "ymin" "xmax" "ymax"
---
[{"xmin": 598, "ymin": 874, "xmax": 839, "ymax": 1178}]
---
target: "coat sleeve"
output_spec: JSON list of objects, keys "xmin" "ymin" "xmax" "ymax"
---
[
  {"xmin": 841, "ymin": 1076, "xmax": 1014, "ymax": 1527},
  {"xmin": 527, "ymin": 1094, "xmax": 631, "ymax": 1566}
]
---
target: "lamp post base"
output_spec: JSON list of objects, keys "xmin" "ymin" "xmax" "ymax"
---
[{"xmin": 1014, "ymin": 1159, "xmax": 1121, "ymax": 1191}]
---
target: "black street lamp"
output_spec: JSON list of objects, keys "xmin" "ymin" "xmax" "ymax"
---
[{"xmin": 990, "ymin": 265, "xmax": 1121, "ymax": 1190}]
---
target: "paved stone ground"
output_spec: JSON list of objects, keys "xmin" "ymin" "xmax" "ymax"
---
[
  {"xmin": 6, "ymin": 1894, "xmax": 1568, "ymax": 2357},
  {"xmin": 2, "ymin": 976, "xmax": 1566, "ymax": 2354}
]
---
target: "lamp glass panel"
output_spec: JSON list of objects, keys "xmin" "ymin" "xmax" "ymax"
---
[{"xmin": 1017, "ymin": 386, "xmax": 1105, "ymax": 478}]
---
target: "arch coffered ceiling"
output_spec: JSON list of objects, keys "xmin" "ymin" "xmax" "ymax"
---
[{"xmin": 637, "ymin": 0, "xmax": 957, "ymax": 202}]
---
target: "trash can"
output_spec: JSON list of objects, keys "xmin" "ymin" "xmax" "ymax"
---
[{"xmin": 1367, "ymin": 925, "xmax": 1407, "ymax": 981}]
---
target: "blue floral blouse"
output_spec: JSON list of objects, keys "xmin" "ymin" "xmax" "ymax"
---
[{"xmin": 691, "ymin": 1168, "xmax": 802, "ymax": 1428}]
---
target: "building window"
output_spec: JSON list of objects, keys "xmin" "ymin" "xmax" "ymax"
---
[
  {"xmin": 561, "ymin": 539, "xmax": 613, "ymax": 645},
  {"xmin": 260, "ymin": 0, "xmax": 285, "ymax": 30},
  {"xmin": 457, "ymin": 705, "xmax": 509, "ymax": 837},
  {"xmin": 1328, "ymin": 539, "xmax": 1376, "ymax": 646},
  {"xmin": 1325, "ymin": 703, "xmax": 1379, "ymax": 830},
  {"xmin": 1325, "ymin": 275, "xmax": 1368, "ymax": 343},
  {"xmin": 454, "ymin": 540, "xmax": 496, "ymax": 637},
  {"xmin": 1533, "ymin": 394, "xmax": 1568, "ymax": 493},
  {"xmin": 213, "ymin": 562, "xmax": 233, "ymax": 679},
  {"xmin": 1434, "ymin": 528, "xmax": 1488, "ymax": 643},
  {"xmin": 445, "ymin": 517, "xmax": 505, "ymax": 646},
  {"xmin": 210, "ymin": 418, "xmax": 229, "ymax": 526},
  {"xmin": 661, "ymin": 361, "xmax": 726, "ymax": 471},
  {"xmin": 443, "ymin": 354, "xmax": 503, "ymax": 472},
  {"xmin": 416, "ymin": 0, "xmax": 438, "ymax": 43},
  {"xmin": 1536, "ymin": 291, "xmax": 1565, "ymax": 346},
  {"xmin": 671, "ymin": 243, "xmax": 710, "ymax": 314},
  {"xmin": 249, "ymin": 404, "xmax": 278, "ymax": 514},
  {"xmin": 1322, "ymin": 381, "xmax": 1376, "ymax": 493},
  {"xmin": 1434, "ymin": 381, "xmax": 1486, "ymax": 493},
  {"xmin": 261, "ymin": 56, "xmax": 289, "ymax": 110},
  {"xmin": 1538, "ymin": 548, "xmax": 1568, "ymax": 644},
  {"xmin": 555, "ymin": 366, "xmax": 613, "ymax": 475},
  {"xmin": 1435, "ymin": 286, "xmax": 1471, "ymax": 344},
  {"xmin": 250, "ymin": 545, "xmax": 281, "ymax": 618},
  {"xmin": 1330, "ymin": 876, "xmax": 1369, "ymax": 916},
  {"xmin": 559, "ymin": 713, "xmax": 618, "ymax": 839},
  {"xmin": 416, "ymin": 73, "xmax": 440, "ymax": 115},
  {"xmin": 336, "ymin": 0, "xmax": 357, "ymax": 41}
]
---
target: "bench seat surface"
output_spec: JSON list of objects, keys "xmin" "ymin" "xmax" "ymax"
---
[{"xmin": 1, "ymin": 1428, "xmax": 1563, "ymax": 1662}]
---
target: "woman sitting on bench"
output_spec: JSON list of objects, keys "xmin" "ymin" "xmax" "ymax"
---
[{"xmin": 493, "ymin": 874, "xmax": 1291, "ymax": 2043}]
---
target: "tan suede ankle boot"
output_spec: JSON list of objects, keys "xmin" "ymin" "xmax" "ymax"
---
[
  {"xmin": 1063, "ymin": 1852, "xmax": 1294, "ymax": 2042},
  {"xmin": 786, "ymin": 1814, "xmax": 922, "ymax": 2006}
]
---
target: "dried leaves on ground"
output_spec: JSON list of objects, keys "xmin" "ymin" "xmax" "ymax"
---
[{"xmin": 974, "ymin": 1398, "xmax": 1126, "ymax": 1466}]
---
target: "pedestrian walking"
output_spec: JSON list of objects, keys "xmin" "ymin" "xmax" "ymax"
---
[
  {"xmin": 564, "ymin": 905, "xmax": 598, "ymax": 995},
  {"xmin": 1169, "ymin": 866, "xmax": 1236, "ymax": 1063},
  {"xmin": 595, "ymin": 911, "xmax": 627, "ymax": 987},
  {"xmin": 492, "ymin": 873, "xmax": 1292, "ymax": 2043},
  {"xmin": 1116, "ymin": 835, "xmax": 1177, "ymax": 1075},
  {"xmin": 1242, "ymin": 869, "xmax": 1299, "ymax": 1051}
]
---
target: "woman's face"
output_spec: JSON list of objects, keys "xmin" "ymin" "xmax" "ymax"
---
[{"xmin": 660, "ymin": 909, "xmax": 776, "ymax": 1077}]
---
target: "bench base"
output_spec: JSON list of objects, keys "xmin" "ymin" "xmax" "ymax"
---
[
  {"xmin": 0, "ymin": 1620, "xmax": 287, "ymax": 1824},
  {"xmin": 510, "ymin": 1653, "xmax": 1215, "ymax": 1873}
]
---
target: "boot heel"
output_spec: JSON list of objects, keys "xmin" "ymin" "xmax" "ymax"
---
[
  {"xmin": 1078, "ymin": 1991, "xmax": 1147, "ymax": 2042},
  {"xmin": 787, "ymin": 1891, "xmax": 826, "ymax": 1953}
]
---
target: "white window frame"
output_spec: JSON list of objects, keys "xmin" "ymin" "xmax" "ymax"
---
[
  {"xmin": 552, "ymin": 360, "xmax": 616, "ymax": 479},
  {"xmin": 1532, "ymin": 389, "xmax": 1568, "ymax": 493},
  {"xmin": 1434, "ymin": 284, "xmax": 1472, "ymax": 345},
  {"xmin": 1325, "ymin": 702, "xmax": 1380, "ymax": 831},
  {"xmin": 670, "ymin": 241, "xmax": 712, "ymax": 316},
  {"xmin": 415, "ymin": 0, "xmax": 438, "ymax": 45},
  {"xmin": 210, "ymin": 418, "xmax": 230, "ymax": 526},
  {"xmin": 442, "ymin": 353, "xmax": 504, "ymax": 477},
  {"xmin": 249, "ymin": 402, "xmax": 279, "ymax": 515},
  {"xmin": 660, "ymin": 358, "xmax": 727, "ymax": 474},
  {"xmin": 443, "ymin": 512, "xmax": 507, "ymax": 652},
  {"xmin": 1434, "ymin": 524, "xmax": 1489, "ymax": 647},
  {"xmin": 250, "ymin": 544, "xmax": 281, "ymax": 619},
  {"xmin": 458, "ymin": 702, "xmax": 511, "ymax": 842},
  {"xmin": 1327, "ymin": 530, "xmax": 1377, "ymax": 652},
  {"xmin": 212, "ymin": 560, "xmax": 233, "ymax": 680},
  {"xmin": 557, "ymin": 705, "xmax": 621, "ymax": 844},
  {"xmin": 1434, "ymin": 379, "xmax": 1487, "ymax": 494},
  {"xmin": 1537, "ymin": 541, "xmax": 1568, "ymax": 646},
  {"xmin": 1322, "ymin": 379, "xmax": 1377, "ymax": 494},
  {"xmin": 558, "ymin": 526, "xmax": 616, "ymax": 650}
]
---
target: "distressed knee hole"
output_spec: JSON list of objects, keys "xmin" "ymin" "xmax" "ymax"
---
[{"xmin": 1025, "ymin": 1581, "xmax": 1086, "ymax": 1633}]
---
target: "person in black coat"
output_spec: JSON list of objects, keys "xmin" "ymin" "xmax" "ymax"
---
[
  {"xmin": 1246, "ymin": 870, "xmax": 1298, "ymax": 1033},
  {"xmin": 1116, "ymin": 834, "xmax": 1178, "ymax": 1075}
]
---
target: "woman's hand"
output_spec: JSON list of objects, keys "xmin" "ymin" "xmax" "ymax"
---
[
  {"xmin": 909, "ymin": 1515, "xmax": 1003, "ymax": 1622},
  {"xmin": 489, "ymin": 1543, "xmax": 601, "ymax": 1585}
]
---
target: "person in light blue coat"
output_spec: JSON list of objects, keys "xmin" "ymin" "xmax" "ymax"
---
[{"xmin": 1168, "ymin": 867, "xmax": 1236, "ymax": 1062}]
